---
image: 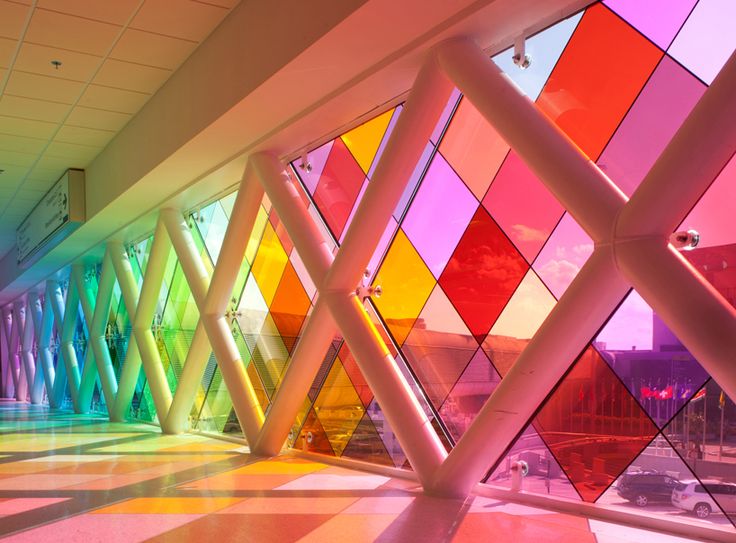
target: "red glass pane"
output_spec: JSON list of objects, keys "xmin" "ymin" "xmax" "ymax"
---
[
  {"xmin": 439, "ymin": 207, "xmax": 528, "ymax": 342},
  {"xmin": 537, "ymin": 4, "xmax": 663, "ymax": 159},
  {"xmin": 534, "ymin": 346, "xmax": 658, "ymax": 502},
  {"xmin": 312, "ymin": 137, "xmax": 367, "ymax": 240}
]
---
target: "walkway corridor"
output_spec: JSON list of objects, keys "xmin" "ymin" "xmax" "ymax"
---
[{"xmin": 0, "ymin": 402, "xmax": 707, "ymax": 542}]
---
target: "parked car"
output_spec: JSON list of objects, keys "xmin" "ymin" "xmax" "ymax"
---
[
  {"xmin": 672, "ymin": 480, "xmax": 736, "ymax": 518},
  {"xmin": 616, "ymin": 471, "xmax": 680, "ymax": 507}
]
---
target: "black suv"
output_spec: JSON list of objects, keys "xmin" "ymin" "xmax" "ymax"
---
[{"xmin": 616, "ymin": 471, "xmax": 680, "ymax": 507}]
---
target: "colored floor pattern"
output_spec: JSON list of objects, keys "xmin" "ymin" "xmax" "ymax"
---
[{"xmin": 0, "ymin": 402, "xmax": 707, "ymax": 542}]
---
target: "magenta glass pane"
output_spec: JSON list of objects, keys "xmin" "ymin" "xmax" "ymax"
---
[
  {"xmin": 663, "ymin": 380, "xmax": 736, "ymax": 527},
  {"xmin": 534, "ymin": 346, "xmax": 658, "ymax": 502},
  {"xmin": 299, "ymin": 140, "xmax": 333, "ymax": 195},
  {"xmin": 532, "ymin": 213, "xmax": 594, "ymax": 299},
  {"xmin": 439, "ymin": 349, "xmax": 500, "ymax": 442},
  {"xmin": 483, "ymin": 151, "xmax": 565, "ymax": 263},
  {"xmin": 668, "ymin": 0, "xmax": 736, "ymax": 84},
  {"xmin": 679, "ymin": 155, "xmax": 736, "ymax": 250},
  {"xmin": 402, "ymin": 285, "xmax": 477, "ymax": 410},
  {"xmin": 439, "ymin": 207, "xmax": 529, "ymax": 342},
  {"xmin": 598, "ymin": 56, "xmax": 705, "ymax": 197},
  {"xmin": 312, "ymin": 137, "xmax": 367, "ymax": 240},
  {"xmin": 595, "ymin": 291, "xmax": 709, "ymax": 427},
  {"xmin": 402, "ymin": 153, "xmax": 479, "ymax": 278},
  {"xmin": 486, "ymin": 425, "xmax": 580, "ymax": 500},
  {"xmin": 366, "ymin": 216, "xmax": 398, "ymax": 283},
  {"xmin": 604, "ymin": 0, "xmax": 697, "ymax": 50}
]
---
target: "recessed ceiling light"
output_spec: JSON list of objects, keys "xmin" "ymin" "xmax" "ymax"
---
[{"xmin": 50, "ymin": 60, "xmax": 62, "ymax": 69}]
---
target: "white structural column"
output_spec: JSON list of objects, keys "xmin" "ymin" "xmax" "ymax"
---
[
  {"xmin": 12, "ymin": 302, "xmax": 28, "ymax": 402},
  {"xmin": 4, "ymin": 306, "xmax": 19, "ymax": 398},
  {"xmin": 131, "ymin": 218, "xmax": 174, "ymax": 423},
  {"xmin": 33, "ymin": 289, "xmax": 57, "ymax": 407},
  {"xmin": 0, "ymin": 307, "xmax": 8, "ymax": 398},
  {"xmin": 19, "ymin": 300, "xmax": 37, "ymax": 403},
  {"xmin": 108, "ymin": 241, "xmax": 144, "ymax": 423},
  {"xmin": 77, "ymin": 250, "xmax": 118, "ymax": 411},
  {"xmin": 253, "ymin": 51, "xmax": 455, "ymax": 461},
  {"xmin": 27, "ymin": 293, "xmax": 46, "ymax": 404},
  {"xmin": 53, "ymin": 277, "xmax": 80, "ymax": 411},
  {"xmin": 161, "ymin": 204, "xmax": 266, "ymax": 442}
]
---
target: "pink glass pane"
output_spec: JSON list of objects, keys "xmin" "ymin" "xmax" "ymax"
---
[
  {"xmin": 534, "ymin": 346, "xmax": 658, "ymax": 502},
  {"xmin": 393, "ymin": 142, "xmax": 434, "ymax": 222},
  {"xmin": 486, "ymin": 425, "xmax": 580, "ymax": 500},
  {"xmin": 483, "ymin": 151, "xmax": 565, "ymax": 263},
  {"xmin": 532, "ymin": 213, "xmax": 594, "ymax": 299},
  {"xmin": 685, "ymin": 244, "xmax": 736, "ymax": 311},
  {"xmin": 668, "ymin": 0, "xmax": 736, "ymax": 84},
  {"xmin": 312, "ymin": 138, "xmax": 367, "ymax": 240},
  {"xmin": 598, "ymin": 56, "xmax": 705, "ymax": 197},
  {"xmin": 439, "ymin": 349, "xmax": 500, "ymax": 442},
  {"xmin": 430, "ymin": 89, "xmax": 461, "ymax": 144},
  {"xmin": 402, "ymin": 285, "xmax": 478, "ymax": 410},
  {"xmin": 595, "ymin": 291, "xmax": 710, "ymax": 427},
  {"xmin": 439, "ymin": 207, "xmax": 529, "ymax": 342},
  {"xmin": 604, "ymin": 0, "xmax": 698, "ymax": 50},
  {"xmin": 679, "ymin": 155, "xmax": 736, "ymax": 249},
  {"xmin": 438, "ymin": 98, "xmax": 509, "ymax": 200},
  {"xmin": 298, "ymin": 140, "xmax": 333, "ymax": 195},
  {"xmin": 402, "ymin": 153, "xmax": 479, "ymax": 278}
]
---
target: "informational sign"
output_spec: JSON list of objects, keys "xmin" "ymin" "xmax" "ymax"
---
[{"xmin": 17, "ymin": 169, "xmax": 85, "ymax": 265}]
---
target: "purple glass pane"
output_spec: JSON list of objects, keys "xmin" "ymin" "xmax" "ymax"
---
[
  {"xmin": 598, "ymin": 56, "xmax": 705, "ymax": 197},
  {"xmin": 431, "ymin": 88, "xmax": 461, "ymax": 145},
  {"xmin": 668, "ymin": 0, "xmax": 736, "ymax": 84},
  {"xmin": 604, "ymin": 0, "xmax": 697, "ymax": 50},
  {"xmin": 595, "ymin": 291, "xmax": 709, "ymax": 428},
  {"xmin": 393, "ymin": 142, "xmax": 434, "ymax": 222},
  {"xmin": 366, "ymin": 217, "xmax": 398, "ymax": 283},
  {"xmin": 532, "ymin": 213, "xmax": 594, "ymax": 299},
  {"xmin": 402, "ymin": 153, "xmax": 478, "ymax": 278},
  {"xmin": 483, "ymin": 151, "xmax": 565, "ymax": 263},
  {"xmin": 366, "ymin": 399, "xmax": 408, "ymax": 469},
  {"xmin": 679, "ymin": 155, "xmax": 736, "ymax": 250},
  {"xmin": 439, "ymin": 349, "xmax": 500, "ymax": 442},
  {"xmin": 367, "ymin": 106, "xmax": 403, "ymax": 179}
]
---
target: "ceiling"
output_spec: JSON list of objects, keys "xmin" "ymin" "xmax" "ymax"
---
[{"xmin": 0, "ymin": 0, "xmax": 239, "ymax": 259}]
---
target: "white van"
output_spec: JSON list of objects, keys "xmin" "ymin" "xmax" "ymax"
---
[{"xmin": 672, "ymin": 480, "xmax": 736, "ymax": 518}]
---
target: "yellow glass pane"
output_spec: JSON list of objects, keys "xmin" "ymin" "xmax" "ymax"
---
[
  {"xmin": 313, "ymin": 358, "xmax": 364, "ymax": 456},
  {"xmin": 251, "ymin": 221, "xmax": 288, "ymax": 306},
  {"xmin": 245, "ymin": 206, "xmax": 269, "ymax": 265},
  {"xmin": 373, "ymin": 229, "xmax": 436, "ymax": 344},
  {"xmin": 340, "ymin": 108, "xmax": 394, "ymax": 174}
]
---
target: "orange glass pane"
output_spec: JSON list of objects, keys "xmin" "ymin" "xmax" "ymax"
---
[
  {"xmin": 340, "ymin": 108, "xmax": 395, "ymax": 174},
  {"xmin": 372, "ymin": 229, "xmax": 436, "ymax": 344},
  {"xmin": 313, "ymin": 358, "xmax": 365, "ymax": 456},
  {"xmin": 537, "ymin": 4, "xmax": 663, "ymax": 159},
  {"xmin": 251, "ymin": 221, "xmax": 289, "ymax": 307},
  {"xmin": 269, "ymin": 261, "xmax": 311, "ymax": 353},
  {"xmin": 438, "ymin": 97, "xmax": 509, "ymax": 200}
]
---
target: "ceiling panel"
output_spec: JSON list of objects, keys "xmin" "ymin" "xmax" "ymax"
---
[
  {"xmin": 36, "ymin": 0, "xmax": 141, "ymax": 25},
  {"xmin": 0, "ymin": 94, "xmax": 70, "ymax": 123},
  {"xmin": 25, "ymin": 9, "xmax": 121, "ymax": 56},
  {"xmin": 0, "ymin": 115, "xmax": 57, "ymax": 139},
  {"xmin": 78, "ymin": 84, "xmax": 150, "ymax": 114},
  {"xmin": 0, "ymin": 36, "xmax": 15, "ymax": 67},
  {"xmin": 45, "ymin": 139, "xmax": 102, "ymax": 160},
  {"xmin": 14, "ymin": 42, "xmax": 101, "ymax": 81},
  {"xmin": 66, "ymin": 105, "xmax": 131, "ymax": 132},
  {"xmin": 94, "ymin": 58, "xmax": 171, "ymax": 93},
  {"xmin": 55, "ymin": 124, "xmax": 115, "ymax": 147},
  {"xmin": 111, "ymin": 28, "xmax": 197, "ymax": 69},
  {"xmin": 131, "ymin": 0, "xmax": 229, "ymax": 41},
  {"xmin": 0, "ymin": 1, "xmax": 30, "ymax": 40},
  {"xmin": 0, "ymin": 164, "xmax": 29, "ymax": 185},
  {"xmin": 0, "ymin": 149, "xmax": 38, "ymax": 167},
  {"xmin": 5, "ymin": 70, "xmax": 84, "ymax": 103},
  {"xmin": 0, "ymin": 133, "xmax": 46, "ymax": 154}
]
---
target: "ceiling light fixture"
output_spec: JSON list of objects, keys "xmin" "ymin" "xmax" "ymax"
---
[{"xmin": 50, "ymin": 60, "xmax": 62, "ymax": 70}]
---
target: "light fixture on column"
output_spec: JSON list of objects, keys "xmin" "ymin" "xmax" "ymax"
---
[
  {"xmin": 669, "ymin": 229, "xmax": 700, "ymax": 251},
  {"xmin": 512, "ymin": 35, "xmax": 531, "ymax": 69}
]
